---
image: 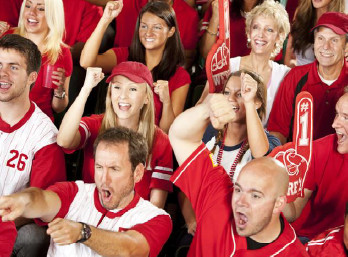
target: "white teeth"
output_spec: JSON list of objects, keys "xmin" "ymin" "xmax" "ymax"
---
[
  {"xmin": 232, "ymin": 106, "xmax": 239, "ymax": 110},
  {"xmin": 119, "ymin": 103, "xmax": 130, "ymax": 107},
  {"xmin": 255, "ymin": 40, "xmax": 266, "ymax": 45},
  {"xmin": 28, "ymin": 19, "xmax": 38, "ymax": 23},
  {"xmin": 337, "ymin": 132, "xmax": 343, "ymax": 135},
  {"xmin": 145, "ymin": 38, "xmax": 155, "ymax": 42},
  {"xmin": 0, "ymin": 82, "xmax": 11, "ymax": 89}
]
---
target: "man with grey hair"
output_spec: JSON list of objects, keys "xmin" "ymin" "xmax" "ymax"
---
[{"xmin": 268, "ymin": 12, "xmax": 348, "ymax": 144}]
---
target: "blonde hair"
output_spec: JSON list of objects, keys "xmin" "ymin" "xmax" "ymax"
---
[
  {"xmin": 245, "ymin": 0, "xmax": 290, "ymax": 57},
  {"xmin": 17, "ymin": 0, "xmax": 67, "ymax": 64},
  {"xmin": 100, "ymin": 83, "xmax": 156, "ymax": 154}
]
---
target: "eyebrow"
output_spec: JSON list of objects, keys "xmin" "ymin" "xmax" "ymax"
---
[
  {"xmin": 26, "ymin": 0, "xmax": 44, "ymax": 5},
  {"xmin": 234, "ymin": 182, "xmax": 265, "ymax": 195}
]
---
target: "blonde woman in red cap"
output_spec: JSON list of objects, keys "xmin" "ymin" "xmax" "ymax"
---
[{"xmin": 57, "ymin": 62, "xmax": 173, "ymax": 208}]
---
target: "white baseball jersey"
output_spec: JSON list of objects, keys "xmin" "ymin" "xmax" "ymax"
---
[
  {"xmin": 0, "ymin": 102, "xmax": 58, "ymax": 196},
  {"xmin": 45, "ymin": 181, "xmax": 172, "ymax": 257}
]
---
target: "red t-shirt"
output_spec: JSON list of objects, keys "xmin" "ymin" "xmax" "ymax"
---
[
  {"xmin": 268, "ymin": 61, "xmax": 347, "ymax": 141},
  {"xmin": 0, "ymin": 218, "xmax": 16, "ymax": 257},
  {"xmin": 62, "ymin": 0, "xmax": 102, "ymax": 46},
  {"xmin": 291, "ymin": 134, "xmax": 348, "ymax": 239},
  {"xmin": 201, "ymin": 6, "xmax": 251, "ymax": 58},
  {"xmin": 111, "ymin": 47, "xmax": 191, "ymax": 125},
  {"xmin": 171, "ymin": 143, "xmax": 308, "ymax": 257},
  {"xmin": 29, "ymin": 46, "xmax": 73, "ymax": 120},
  {"xmin": 64, "ymin": 114, "xmax": 173, "ymax": 199},
  {"xmin": 0, "ymin": 0, "xmax": 22, "ymax": 27},
  {"xmin": 306, "ymin": 226, "xmax": 346, "ymax": 257}
]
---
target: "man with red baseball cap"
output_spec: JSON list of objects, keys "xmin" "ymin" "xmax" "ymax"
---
[{"xmin": 268, "ymin": 12, "xmax": 348, "ymax": 144}]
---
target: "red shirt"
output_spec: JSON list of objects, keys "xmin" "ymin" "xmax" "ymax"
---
[
  {"xmin": 111, "ymin": 47, "xmax": 191, "ymax": 125},
  {"xmin": 0, "ymin": 218, "xmax": 16, "ymax": 257},
  {"xmin": 62, "ymin": 0, "xmax": 102, "ymax": 46},
  {"xmin": 0, "ymin": 0, "xmax": 22, "ymax": 27},
  {"xmin": 291, "ymin": 134, "xmax": 348, "ymax": 239},
  {"xmin": 201, "ymin": 6, "xmax": 251, "ymax": 58},
  {"xmin": 64, "ymin": 114, "xmax": 173, "ymax": 199},
  {"xmin": 306, "ymin": 226, "xmax": 346, "ymax": 257},
  {"xmin": 171, "ymin": 143, "xmax": 308, "ymax": 257},
  {"xmin": 268, "ymin": 61, "xmax": 347, "ymax": 141},
  {"xmin": 30, "ymin": 46, "xmax": 73, "ymax": 120}
]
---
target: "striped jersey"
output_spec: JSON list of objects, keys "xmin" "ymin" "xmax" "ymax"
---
[
  {"xmin": 44, "ymin": 181, "xmax": 172, "ymax": 257},
  {"xmin": 0, "ymin": 102, "xmax": 65, "ymax": 195}
]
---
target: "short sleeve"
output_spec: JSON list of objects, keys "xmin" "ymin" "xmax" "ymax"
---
[
  {"xmin": 30, "ymin": 143, "xmax": 67, "ymax": 189},
  {"xmin": 112, "ymin": 47, "xmax": 129, "ymax": 64},
  {"xmin": 128, "ymin": 214, "xmax": 172, "ymax": 257},
  {"xmin": 168, "ymin": 66, "xmax": 191, "ymax": 95}
]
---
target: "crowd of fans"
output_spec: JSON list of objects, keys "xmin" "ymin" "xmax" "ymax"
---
[{"xmin": 0, "ymin": 0, "xmax": 347, "ymax": 256}]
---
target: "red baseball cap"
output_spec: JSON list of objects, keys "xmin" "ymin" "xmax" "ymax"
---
[
  {"xmin": 311, "ymin": 12, "xmax": 348, "ymax": 35},
  {"xmin": 106, "ymin": 61, "xmax": 153, "ymax": 86}
]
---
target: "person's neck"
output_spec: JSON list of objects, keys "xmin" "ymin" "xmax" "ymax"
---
[
  {"xmin": 225, "ymin": 123, "xmax": 247, "ymax": 146},
  {"xmin": 316, "ymin": 7, "xmax": 328, "ymax": 22},
  {"xmin": 243, "ymin": 0, "xmax": 258, "ymax": 12},
  {"xmin": 117, "ymin": 116, "xmax": 139, "ymax": 131},
  {"xmin": 0, "ymin": 97, "xmax": 31, "ymax": 126},
  {"xmin": 25, "ymin": 31, "xmax": 46, "ymax": 52},
  {"xmin": 245, "ymin": 53, "xmax": 271, "ymax": 74},
  {"xmin": 318, "ymin": 60, "xmax": 343, "ymax": 80},
  {"xmin": 145, "ymin": 48, "xmax": 163, "ymax": 71},
  {"xmin": 249, "ymin": 215, "xmax": 282, "ymax": 243}
]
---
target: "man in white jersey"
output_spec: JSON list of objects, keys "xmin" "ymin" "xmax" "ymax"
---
[
  {"xmin": 0, "ymin": 34, "xmax": 66, "ymax": 256},
  {"xmin": 0, "ymin": 127, "xmax": 172, "ymax": 257}
]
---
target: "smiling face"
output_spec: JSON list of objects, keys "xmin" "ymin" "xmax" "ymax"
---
[
  {"xmin": 314, "ymin": 26, "xmax": 345, "ymax": 70},
  {"xmin": 248, "ymin": 15, "xmax": 280, "ymax": 56},
  {"xmin": 0, "ymin": 48, "xmax": 35, "ymax": 103},
  {"xmin": 138, "ymin": 11, "xmax": 175, "ymax": 52},
  {"xmin": 312, "ymin": 0, "xmax": 332, "ymax": 10},
  {"xmin": 94, "ymin": 141, "xmax": 138, "ymax": 210},
  {"xmin": 223, "ymin": 76, "xmax": 246, "ymax": 123},
  {"xmin": 110, "ymin": 75, "xmax": 149, "ymax": 124},
  {"xmin": 332, "ymin": 93, "xmax": 348, "ymax": 154},
  {"xmin": 22, "ymin": 0, "xmax": 48, "ymax": 35}
]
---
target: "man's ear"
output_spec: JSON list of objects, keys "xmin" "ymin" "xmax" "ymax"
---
[
  {"xmin": 27, "ymin": 71, "xmax": 38, "ymax": 88},
  {"xmin": 273, "ymin": 195, "xmax": 287, "ymax": 214},
  {"xmin": 134, "ymin": 163, "xmax": 145, "ymax": 183}
]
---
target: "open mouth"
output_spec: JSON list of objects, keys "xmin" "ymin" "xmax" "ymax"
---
[
  {"xmin": 337, "ymin": 132, "xmax": 346, "ymax": 144},
  {"xmin": 0, "ymin": 82, "xmax": 11, "ymax": 89},
  {"xmin": 118, "ymin": 102, "xmax": 131, "ymax": 111},
  {"xmin": 27, "ymin": 18, "xmax": 39, "ymax": 25},
  {"xmin": 145, "ymin": 38, "xmax": 155, "ymax": 42},
  {"xmin": 254, "ymin": 39, "xmax": 267, "ymax": 47},
  {"xmin": 101, "ymin": 189, "xmax": 112, "ymax": 202},
  {"xmin": 232, "ymin": 106, "xmax": 240, "ymax": 112},
  {"xmin": 235, "ymin": 212, "xmax": 248, "ymax": 229}
]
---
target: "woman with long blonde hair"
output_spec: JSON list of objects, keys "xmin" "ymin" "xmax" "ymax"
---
[
  {"xmin": 4, "ymin": 0, "xmax": 73, "ymax": 120},
  {"xmin": 57, "ymin": 62, "xmax": 173, "ymax": 208}
]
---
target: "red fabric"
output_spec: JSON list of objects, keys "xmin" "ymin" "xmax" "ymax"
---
[
  {"xmin": 172, "ymin": 0, "xmax": 199, "ymax": 50},
  {"xmin": 201, "ymin": 6, "xmax": 251, "ymax": 58},
  {"xmin": 286, "ymin": 0, "xmax": 299, "ymax": 22},
  {"xmin": 0, "ymin": 218, "xmax": 16, "ymax": 257},
  {"xmin": 113, "ymin": 0, "xmax": 148, "ymax": 47},
  {"xmin": 0, "ymin": 0, "xmax": 22, "ymax": 27},
  {"xmin": 267, "ymin": 61, "xmax": 347, "ymax": 141},
  {"xmin": 171, "ymin": 143, "xmax": 308, "ymax": 257},
  {"xmin": 64, "ymin": 114, "xmax": 173, "ymax": 199},
  {"xmin": 306, "ymin": 226, "xmax": 346, "ymax": 257},
  {"xmin": 62, "ymin": 0, "xmax": 102, "ymax": 46},
  {"xmin": 126, "ymin": 214, "xmax": 172, "ymax": 257},
  {"xmin": 30, "ymin": 143, "xmax": 67, "ymax": 189},
  {"xmin": 291, "ymin": 134, "xmax": 348, "ymax": 239},
  {"xmin": 29, "ymin": 46, "xmax": 73, "ymax": 120},
  {"xmin": 111, "ymin": 48, "xmax": 191, "ymax": 125}
]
